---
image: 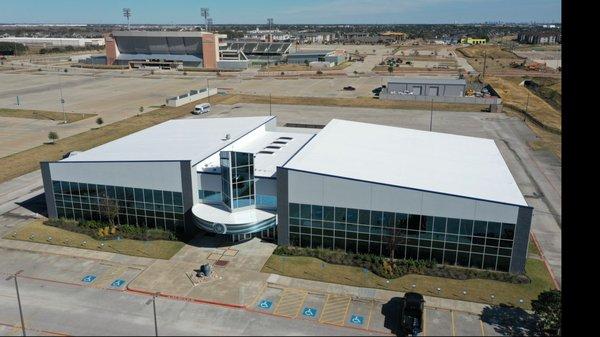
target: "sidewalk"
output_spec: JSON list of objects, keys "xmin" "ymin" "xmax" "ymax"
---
[
  {"xmin": 0, "ymin": 238, "xmax": 155, "ymax": 269},
  {"xmin": 266, "ymin": 274, "xmax": 494, "ymax": 315}
]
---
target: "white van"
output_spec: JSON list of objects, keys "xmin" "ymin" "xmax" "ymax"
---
[{"xmin": 193, "ymin": 103, "xmax": 211, "ymax": 115}]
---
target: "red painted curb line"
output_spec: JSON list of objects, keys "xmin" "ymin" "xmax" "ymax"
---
[
  {"xmin": 530, "ymin": 233, "xmax": 560, "ymax": 290},
  {"xmin": 0, "ymin": 322, "xmax": 70, "ymax": 336},
  {"xmin": 125, "ymin": 286, "xmax": 246, "ymax": 309}
]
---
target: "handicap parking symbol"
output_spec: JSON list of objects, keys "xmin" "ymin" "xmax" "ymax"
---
[
  {"xmin": 350, "ymin": 315, "xmax": 364, "ymax": 325},
  {"xmin": 110, "ymin": 279, "xmax": 126, "ymax": 288},
  {"xmin": 258, "ymin": 300, "xmax": 273, "ymax": 309},
  {"xmin": 302, "ymin": 307, "xmax": 317, "ymax": 317},
  {"xmin": 82, "ymin": 275, "xmax": 96, "ymax": 283}
]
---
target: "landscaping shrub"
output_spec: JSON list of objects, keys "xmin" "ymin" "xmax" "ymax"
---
[
  {"xmin": 273, "ymin": 246, "xmax": 529, "ymax": 284},
  {"xmin": 44, "ymin": 218, "xmax": 178, "ymax": 241}
]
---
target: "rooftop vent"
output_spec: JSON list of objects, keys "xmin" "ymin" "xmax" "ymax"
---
[{"xmin": 223, "ymin": 134, "xmax": 231, "ymax": 141}]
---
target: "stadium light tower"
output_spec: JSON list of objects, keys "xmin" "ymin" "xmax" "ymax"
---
[
  {"xmin": 207, "ymin": 18, "xmax": 213, "ymax": 32},
  {"xmin": 122, "ymin": 8, "xmax": 132, "ymax": 30},
  {"xmin": 267, "ymin": 18, "xmax": 274, "ymax": 30},
  {"xmin": 201, "ymin": 8, "xmax": 210, "ymax": 31}
]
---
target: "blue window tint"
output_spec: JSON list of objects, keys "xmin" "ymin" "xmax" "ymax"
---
[
  {"xmin": 323, "ymin": 206, "xmax": 335, "ymax": 221},
  {"xmin": 311, "ymin": 205, "xmax": 323, "ymax": 220},
  {"xmin": 358, "ymin": 210, "xmax": 370, "ymax": 224},
  {"xmin": 300, "ymin": 204, "xmax": 311, "ymax": 219},
  {"xmin": 289, "ymin": 203, "xmax": 300, "ymax": 218},
  {"xmin": 347, "ymin": 208, "xmax": 358, "ymax": 223},
  {"xmin": 446, "ymin": 218, "xmax": 460, "ymax": 234}
]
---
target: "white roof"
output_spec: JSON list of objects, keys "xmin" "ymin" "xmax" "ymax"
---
[
  {"xmin": 63, "ymin": 117, "xmax": 274, "ymax": 164},
  {"xmin": 284, "ymin": 119, "xmax": 527, "ymax": 206},
  {"xmin": 196, "ymin": 130, "xmax": 314, "ymax": 178}
]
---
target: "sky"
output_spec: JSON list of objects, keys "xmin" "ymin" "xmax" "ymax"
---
[{"xmin": 0, "ymin": 0, "xmax": 561, "ymax": 24}]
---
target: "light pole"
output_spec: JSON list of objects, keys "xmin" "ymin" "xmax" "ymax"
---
[
  {"xmin": 59, "ymin": 75, "xmax": 66, "ymax": 124},
  {"xmin": 122, "ymin": 8, "xmax": 132, "ymax": 31},
  {"xmin": 5, "ymin": 270, "xmax": 26, "ymax": 336},
  {"xmin": 206, "ymin": 78, "xmax": 211, "ymax": 106},
  {"xmin": 146, "ymin": 293, "xmax": 159, "ymax": 336},
  {"xmin": 201, "ymin": 8, "xmax": 210, "ymax": 31},
  {"xmin": 269, "ymin": 93, "xmax": 272, "ymax": 116},
  {"xmin": 429, "ymin": 99, "xmax": 434, "ymax": 131}
]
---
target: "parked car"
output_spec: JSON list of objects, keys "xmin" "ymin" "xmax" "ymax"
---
[
  {"xmin": 400, "ymin": 292, "xmax": 425, "ymax": 336},
  {"xmin": 193, "ymin": 103, "xmax": 211, "ymax": 115},
  {"xmin": 343, "ymin": 86, "xmax": 356, "ymax": 91}
]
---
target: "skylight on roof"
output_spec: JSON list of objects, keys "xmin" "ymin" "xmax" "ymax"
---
[{"xmin": 258, "ymin": 150, "xmax": 274, "ymax": 155}]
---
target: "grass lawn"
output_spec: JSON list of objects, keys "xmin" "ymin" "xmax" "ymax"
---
[
  {"xmin": 0, "ymin": 108, "xmax": 96, "ymax": 123},
  {"xmin": 0, "ymin": 94, "xmax": 231, "ymax": 184},
  {"xmin": 217, "ymin": 93, "xmax": 488, "ymax": 113},
  {"xmin": 4, "ymin": 220, "xmax": 184, "ymax": 260},
  {"xmin": 261, "ymin": 255, "xmax": 555, "ymax": 310}
]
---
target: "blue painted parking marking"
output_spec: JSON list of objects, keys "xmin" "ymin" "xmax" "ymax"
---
[
  {"xmin": 258, "ymin": 300, "xmax": 273, "ymax": 309},
  {"xmin": 350, "ymin": 315, "xmax": 364, "ymax": 325},
  {"xmin": 110, "ymin": 279, "xmax": 126, "ymax": 288},
  {"xmin": 302, "ymin": 307, "xmax": 318, "ymax": 317},
  {"xmin": 82, "ymin": 275, "xmax": 96, "ymax": 283}
]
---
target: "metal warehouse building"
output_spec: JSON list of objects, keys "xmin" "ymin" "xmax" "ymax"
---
[
  {"xmin": 40, "ymin": 117, "xmax": 532, "ymax": 273},
  {"xmin": 386, "ymin": 77, "xmax": 467, "ymax": 97}
]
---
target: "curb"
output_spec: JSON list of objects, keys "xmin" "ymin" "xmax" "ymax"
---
[
  {"xmin": 125, "ymin": 286, "xmax": 246, "ymax": 309},
  {"xmin": 530, "ymin": 233, "xmax": 560, "ymax": 290}
]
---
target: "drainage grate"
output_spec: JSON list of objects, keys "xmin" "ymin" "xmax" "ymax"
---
[{"xmin": 214, "ymin": 260, "xmax": 229, "ymax": 267}]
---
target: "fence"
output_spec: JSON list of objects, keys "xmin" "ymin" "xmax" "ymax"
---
[
  {"xmin": 379, "ymin": 91, "xmax": 501, "ymax": 105},
  {"xmin": 166, "ymin": 88, "xmax": 219, "ymax": 107}
]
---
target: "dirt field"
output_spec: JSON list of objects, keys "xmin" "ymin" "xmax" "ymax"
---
[
  {"xmin": 0, "ymin": 108, "xmax": 95, "ymax": 123},
  {"xmin": 456, "ymin": 45, "xmax": 522, "ymax": 59},
  {"xmin": 487, "ymin": 76, "xmax": 561, "ymax": 158},
  {"xmin": 217, "ymin": 93, "xmax": 488, "ymax": 112},
  {"xmin": 261, "ymin": 62, "xmax": 351, "ymax": 72}
]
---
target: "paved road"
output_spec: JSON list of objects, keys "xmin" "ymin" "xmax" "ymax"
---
[{"xmin": 0, "ymin": 276, "xmax": 376, "ymax": 336}]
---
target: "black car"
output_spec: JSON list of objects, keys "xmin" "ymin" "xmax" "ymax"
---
[
  {"xmin": 343, "ymin": 86, "xmax": 356, "ymax": 91},
  {"xmin": 372, "ymin": 87, "xmax": 383, "ymax": 95},
  {"xmin": 400, "ymin": 292, "xmax": 425, "ymax": 336}
]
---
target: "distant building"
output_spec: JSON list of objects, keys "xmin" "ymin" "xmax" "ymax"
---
[
  {"xmin": 517, "ymin": 31, "xmax": 561, "ymax": 44},
  {"xmin": 338, "ymin": 32, "xmax": 403, "ymax": 44},
  {"xmin": 297, "ymin": 32, "xmax": 334, "ymax": 44},
  {"xmin": 385, "ymin": 77, "xmax": 467, "ymax": 97},
  {"xmin": 0, "ymin": 36, "xmax": 105, "ymax": 48},
  {"xmin": 286, "ymin": 49, "xmax": 347, "ymax": 65},
  {"xmin": 460, "ymin": 37, "xmax": 487, "ymax": 45},
  {"xmin": 222, "ymin": 41, "xmax": 292, "ymax": 64},
  {"xmin": 104, "ymin": 31, "xmax": 225, "ymax": 69},
  {"xmin": 244, "ymin": 28, "xmax": 291, "ymax": 42}
]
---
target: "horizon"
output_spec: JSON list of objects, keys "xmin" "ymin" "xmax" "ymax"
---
[{"xmin": 0, "ymin": 0, "xmax": 561, "ymax": 25}]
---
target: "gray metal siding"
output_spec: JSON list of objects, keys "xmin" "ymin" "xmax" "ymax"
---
[
  {"xmin": 387, "ymin": 82, "xmax": 466, "ymax": 97},
  {"xmin": 286, "ymin": 170, "xmax": 520, "ymax": 224},
  {"xmin": 40, "ymin": 162, "xmax": 57, "ymax": 218},
  {"xmin": 509, "ymin": 206, "xmax": 534, "ymax": 273},
  {"xmin": 49, "ymin": 161, "xmax": 183, "ymax": 191}
]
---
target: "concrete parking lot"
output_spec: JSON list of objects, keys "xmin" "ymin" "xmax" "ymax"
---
[{"xmin": 249, "ymin": 284, "xmax": 511, "ymax": 336}]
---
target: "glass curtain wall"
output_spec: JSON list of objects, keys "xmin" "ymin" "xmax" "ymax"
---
[{"xmin": 220, "ymin": 151, "xmax": 256, "ymax": 210}]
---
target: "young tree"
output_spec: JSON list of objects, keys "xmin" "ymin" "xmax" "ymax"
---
[
  {"xmin": 99, "ymin": 196, "xmax": 120, "ymax": 228},
  {"xmin": 385, "ymin": 227, "xmax": 406, "ymax": 261},
  {"xmin": 387, "ymin": 65, "xmax": 394, "ymax": 74},
  {"xmin": 96, "ymin": 117, "xmax": 103, "ymax": 126},
  {"xmin": 139, "ymin": 106, "xmax": 144, "ymax": 115},
  {"xmin": 48, "ymin": 131, "xmax": 59, "ymax": 144},
  {"xmin": 531, "ymin": 290, "xmax": 561, "ymax": 335}
]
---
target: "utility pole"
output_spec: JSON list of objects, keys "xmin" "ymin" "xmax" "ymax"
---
[
  {"xmin": 201, "ymin": 8, "xmax": 209, "ymax": 31},
  {"xmin": 122, "ymin": 8, "xmax": 132, "ymax": 30},
  {"xmin": 6, "ymin": 270, "xmax": 26, "ymax": 336},
  {"xmin": 524, "ymin": 92, "xmax": 530, "ymax": 122},
  {"xmin": 482, "ymin": 50, "xmax": 487, "ymax": 79},
  {"xmin": 206, "ymin": 78, "xmax": 211, "ymax": 105},
  {"xmin": 269, "ymin": 93, "xmax": 272, "ymax": 116},
  {"xmin": 429, "ymin": 99, "xmax": 434, "ymax": 131}
]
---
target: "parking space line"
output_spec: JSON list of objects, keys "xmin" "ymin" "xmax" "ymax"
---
[
  {"xmin": 451, "ymin": 310, "xmax": 456, "ymax": 336},
  {"xmin": 365, "ymin": 300, "xmax": 375, "ymax": 330},
  {"xmin": 423, "ymin": 308, "xmax": 427, "ymax": 336}
]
